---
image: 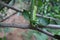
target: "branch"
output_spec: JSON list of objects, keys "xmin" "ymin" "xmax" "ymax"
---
[
  {"xmin": 0, "ymin": 1, "xmax": 60, "ymax": 21},
  {"xmin": 0, "ymin": 1, "xmax": 23, "ymax": 22},
  {"xmin": 0, "ymin": 22, "xmax": 60, "ymax": 29},
  {"xmin": 0, "ymin": 22, "xmax": 60, "ymax": 39},
  {"xmin": 36, "ymin": 14, "xmax": 60, "ymax": 21},
  {"xmin": 0, "ymin": 12, "xmax": 17, "ymax": 22},
  {"xmin": 47, "ymin": 24, "xmax": 60, "ymax": 29},
  {"xmin": 38, "ymin": 24, "xmax": 60, "ymax": 29},
  {"xmin": 0, "ymin": 1, "xmax": 60, "ymax": 29},
  {"xmin": 0, "ymin": 1, "xmax": 23, "ymax": 13},
  {"xmin": 35, "ymin": 27, "xmax": 57, "ymax": 39},
  {"xmin": 0, "ymin": 22, "xmax": 30, "ymax": 29}
]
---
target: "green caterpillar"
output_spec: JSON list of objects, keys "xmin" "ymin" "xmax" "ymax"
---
[
  {"xmin": 32, "ymin": 6, "xmax": 37, "ymax": 21},
  {"xmin": 31, "ymin": 5, "xmax": 37, "ymax": 27}
]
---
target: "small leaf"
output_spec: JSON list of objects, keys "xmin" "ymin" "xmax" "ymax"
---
[
  {"xmin": 37, "ymin": 0, "xmax": 43, "ymax": 7},
  {"xmin": 37, "ymin": 17, "xmax": 50, "ymax": 26},
  {"xmin": 22, "ymin": 10, "xmax": 30, "ymax": 20}
]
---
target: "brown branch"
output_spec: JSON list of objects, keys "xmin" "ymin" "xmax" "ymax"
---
[
  {"xmin": 47, "ymin": 24, "xmax": 60, "ymax": 29},
  {"xmin": 36, "ymin": 27, "xmax": 54, "ymax": 37}
]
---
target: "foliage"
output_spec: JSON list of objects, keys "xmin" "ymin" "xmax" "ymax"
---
[
  {"xmin": 0, "ymin": 36, "xmax": 6, "ymax": 40},
  {"xmin": 22, "ymin": 0, "xmax": 60, "ymax": 40},
  {"xmin": 0, "ymin": 0, "xmax": 15, "ymax": 40},
  {"xmin": 0, "ymin": 0, "xmax": 60, "ymax": 40},
  {"xmin": 23, "ymin": 29, "xmax": 48, "ymax": 40}
]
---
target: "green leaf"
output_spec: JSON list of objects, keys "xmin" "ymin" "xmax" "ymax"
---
[
  {"xmin": 33, "ymin": 31, "xmax": 48, "ymax": 40},
  {"xmin": 37, "ymin": 0, "xmax": 43, "ymax": 7},
  {"xmin": 8, "ymin": 0, "xmax": 15, "ymax": 6},
  {"xmin": 37, "ymin": 18, "xmax": 50, "ymax": 26},
  {"xmin": 22, "ymin": 10, "xmax": 30, "ymax": 20},
  {"xmin": 0, "ymin": 36, "xmax": 6, "ymax": 40},
  {"xmin": 0, "ymin": 38, "xmax": 3, "ymax": 40},
  {"xmin": 3, "ymin": 36, "xmax": 7, "ymax": 40}
]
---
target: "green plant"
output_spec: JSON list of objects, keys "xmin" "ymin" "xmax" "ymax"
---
[{"xmin": 0, "ymin": 0, "xmax": 60, "ymax": 40}]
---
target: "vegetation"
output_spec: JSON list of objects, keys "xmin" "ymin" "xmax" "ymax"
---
[{"xmin": 0, "ymin": 0, "xmax": 60, "ymax": 40}]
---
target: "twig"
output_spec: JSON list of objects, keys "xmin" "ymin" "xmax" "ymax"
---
[
  {"xmin": 35, "ymin": 27, "xmax": 57, "ymax": 39},
  {"xmin": 0, "ymin": 1, "xmax": 23, "ymax": 13},
  {"xmin": 0, "ymin": 12, "xmax": 17, "ymax": 22},
  {"xmin": 47, "ymin": 24, "xmax": 60, "ymax": 29},
  {"xmin": 35, "ymin": 27, "xmax": 60, "ymax": 40},
  {"xmin": 0, "ymin": 1, "xmax": 23, "ymax": 22},
  {"xmin": 36, "ymin": 14, "xmax": 60, "ymax": 21},
  {"xmin": 38, "ymin": 24, "xmax": 60, "ymax": 29}
]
